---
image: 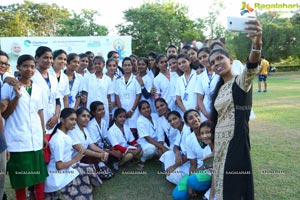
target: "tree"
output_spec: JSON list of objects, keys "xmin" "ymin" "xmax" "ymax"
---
[
  {"xmin": 203, "ymin": 0, "xmax": 226, "ymax": 39},
  {"xmin": 57, "ymin": 10, "xmax": 108, "ymax": 36},
  {"xmin": 0, "ymin": 1, "xmax": 108, "ymax": 37},
  {"xmin": 0, "ymin": 1, "xmax": 69, "ymax": 36},
  {"xmin": 116, "ymin": 1, "xmax": 204, "ymax": 56}
]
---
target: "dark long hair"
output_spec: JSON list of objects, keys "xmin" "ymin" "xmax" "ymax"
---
[
  {"xmin": 109, "ymin": 107, "xmax": 126, "ymax": 128},
  {"xmin": 90, "ymin": 101, "xmax": 104, "ymax": 119},
  {"xmin": 208, "ymin": 48, "xmax": 230, "ymax": 131},
  {"xmin": 52, "ymin": 108, "xmax": 76, "ymax": 135}
]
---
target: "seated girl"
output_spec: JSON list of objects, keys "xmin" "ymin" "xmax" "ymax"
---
[
  {"xmin": 159, "ymin": 111, "xmax": 192, "ymax": 185},
  {"xmin": 44, "ymin": 108, "xmax": 102, "ymax": 200},
  {"xmin": 107, "ymin": 108, "xmax": 142, "ymax": 168},
  {"xmin": 172, "ymin": 119, "xmax": 214, "ymax": 200},
  {"xmin": 68, "ymin": 107, "xmax": 113, "ymax": 180},
  {"xmin": 87, "ymin": 101, "xmax": 122, "ymax": 171},
  {"xmin": 137, "ymin": 100, "xmax": 166, "ymax": 170}
]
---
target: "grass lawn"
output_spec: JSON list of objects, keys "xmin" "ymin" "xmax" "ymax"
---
[{"xmin": 4, "ymin": 71, "xmax": 300, "ymax": 200}]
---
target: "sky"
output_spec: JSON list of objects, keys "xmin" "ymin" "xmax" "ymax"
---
[
  {"xmin": 2, "ymin": 0, "xmax": 299, "ymax": 35},
  {"xmin": 2, "ymin": 0, "xmax": 240, "ymax": 34}
]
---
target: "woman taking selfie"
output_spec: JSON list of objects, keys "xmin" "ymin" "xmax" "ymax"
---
[{"xmin": 209, "ymin": 18, "xmax": 262, "ymax": 199}]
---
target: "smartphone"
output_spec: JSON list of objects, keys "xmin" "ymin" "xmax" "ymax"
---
[{"xmin": 227, "ymin": 16, "xmax": 256, "ymax": 33}]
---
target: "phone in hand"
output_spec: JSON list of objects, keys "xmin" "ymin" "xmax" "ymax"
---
[{"xmin": 227, "ymin": 16, "xmax": 256, "ymax": 33}]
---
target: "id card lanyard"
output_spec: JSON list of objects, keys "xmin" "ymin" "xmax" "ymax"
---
[
  {"xmin": 183, "ymin": 73, "xmax": 194, "ymax": 101},
  {"xmin": 123, "ymin": 74, "xmax": 133, "ymax": 99}
]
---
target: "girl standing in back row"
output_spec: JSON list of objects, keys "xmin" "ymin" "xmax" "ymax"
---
[{"xmin": 1, "ymin": 55, "xmax": 48, "ymax": 200}]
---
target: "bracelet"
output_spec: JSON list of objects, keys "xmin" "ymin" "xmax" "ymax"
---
[
  {"xmin": 141, "ymin": 86, "xmax": 145, "ymax": 89},
  {"xmin": 130, "ymin": 109, "xmax": 134, "ymax": 113}
]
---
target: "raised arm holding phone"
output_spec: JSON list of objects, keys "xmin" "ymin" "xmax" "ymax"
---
[{"xmin": 209, "ymin": 17, "xmax": 262, "ymax": 200}]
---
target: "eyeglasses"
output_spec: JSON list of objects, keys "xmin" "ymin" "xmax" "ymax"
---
[{"xmin": 0, "ymin": 61, "xmax": 9, "ymax": 67}]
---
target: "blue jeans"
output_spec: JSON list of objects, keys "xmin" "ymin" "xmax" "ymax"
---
[{"xmin": 0, "ymin": 149, "xmax": 6, "ymax": 199}]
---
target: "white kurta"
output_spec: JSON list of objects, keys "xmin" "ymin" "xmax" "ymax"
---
[
  {"xmin": 64, "ymin": 71, "xmax": 84, "ymax": 108},
  {"xmin": 32, "ymin": 70, "xmax": 60, "ymax": 133},
  {"xmin": 156, "ymin": 115, "xmax": 177, "ymax": 150},
  {"xmin": 68, "ymin": 124, "xmax": 93, "ymax": 158},
  {"xmin": 159, "ymin": 124, "xmax": 192, "ymax": 185},
  {"xmin": 1, "ymin": 82, "xmax": 43, "ymax": 152},
  {"xmin": 82, "ymin": 73, "xmax": 112, "ymax": 124},
  {"xmin": 153, "ymin": 72, "xmax": 177, "ymax": 110},
  {"xmin": 49, "ymin": 68, "xmax": 70, "ymax": 110},
  {"xmin": 186, "ymin": 132, "xmax": 204, "ymax": 168},
  {"xmin": 114, "ymin": 74, "xmax": 141, "ymax": 128},
  {"xmin": 140, "ymin": 74, "xmax": 156, "ymax": 114},
  {"xmin": 86, "ymin": 118, "xmax": 108, "ymax": 148},
  {"xmin": 194, "ymin": 71, "xmax": 219, "ymax": 121},
  {"xmin": 107, "ymin": 123, "xmax": 136, "ymax": 151},
  {"xmin": 175, "ymin": 70, "xmax": 198, "ymax": 115},
  {"xmin": 137, "ymin": 114, "xmax": 159, "ymax": 146},
  {"xmin": 44, "ymin": 129, "xmax": 79, "ymax": 193}
]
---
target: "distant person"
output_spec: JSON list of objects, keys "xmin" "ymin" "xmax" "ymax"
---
[
  {"xmin": 180, "ymin": 45, "xmax": 191, "ymax": 55},
  {"xmin": 85, "ymin": 51, "xmax": 95, "ymax": 75},
  {"xmin": 107, "ymin": 50, "xmax": 124, "ymax": 77},
  {"xmin": 129, "ymin": 54, "xmax": 138, "ymax": 75},
  {"xmin": 258, "ymin": 55, "xmax": 270, "ymax": 93},
  {"xmin": 166, "ymin": 44, "xmax": 178, "ymax": 57}
]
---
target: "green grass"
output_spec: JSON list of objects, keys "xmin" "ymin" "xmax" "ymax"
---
[
  {"xmin": 251, "ymin": 71, "xmax": 300, "ymax": 199},
  {"xmin": 4, "ymin": 71, "xmax": 300, "ymax": 200}
]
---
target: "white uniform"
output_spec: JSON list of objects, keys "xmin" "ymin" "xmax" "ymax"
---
[
  {"xmin": 49, "ymin": 68, "xmax": 70, "ymax": 110},
  {"xmin": 86, "ymin": 118, "xmax": 108, "ymax": 148},
  {"xmin": 108, "ymin": 123, "xmax": 137, "ymax": 152},
  {"xmin": 153, "ymin": 72, "xmax": 177, "ymax": 110},
  {"xmin": 107, "ymin": 76, "xmax": 117, "ymax": 117},
  {"xmin": 194, "ymin": 71, "xmax": 219, "ymax": 121},
  {"xmin": 156, "ymin": 115, "xmax": 177, "ymax": 150},
  {"xmin": 232, "ymin": 60, "xmax": 245, "ymax": 76},
  {"xmin": 137, "ymin": 114, "xmax": 159, "ymax": 162},
  {"xmin": 44, "ymin": 129, "xmax": 79, "ymax": 192},
  {"xmin": 64, "ymin": 71, "xmax": 84, "ymax": 109},
  {"xmin": 175, "ymin": 70, "xmax": 198, "ymax": 116},
  {"xmin": 159, "ymin": 124, "xmax": 191, "ymax": 184},
  {"xmin": 68, "ymin": 124, "xmax": 94, "ymax": 158},
  {"xmin": 82, "ymin": 73, "xmax": 112, "ymax": 125},
  {"xmin": 186, "ymin": 132, "xmax": 204, "ymax": 168},
  {"xmin": 115, "ymin": 74, "xmax": 141, "ymax": 128},
  {"xmin": 1, "ymin": 82, "xmax": 43, "ymax": 152},
  {"xmin": 32, "ymin": 70, "xmax": 60, "ymax": 133},
  {"xmin": 140, "ymin": 74, "xmax": 156, "ymax": 114}
]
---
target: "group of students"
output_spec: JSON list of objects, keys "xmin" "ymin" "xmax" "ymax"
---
[{"xmin": 0, "ymin": 17, "xmax": 263, "ymax": 200}]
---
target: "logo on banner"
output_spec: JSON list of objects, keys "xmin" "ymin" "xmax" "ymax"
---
[
  {"xmin": 113, "ymin": 39, "xmax": 126, "ymax": 60},
  {"xmin": 240, "ymin": 2, "xmax": 254, "ymax": 15},
  {"xmin": 24, "ymin": 40, "xmax": 31, "ymax": 47}
]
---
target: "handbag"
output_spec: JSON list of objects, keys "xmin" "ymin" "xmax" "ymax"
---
[{"xmin": 43, "ymin": 133, "xmax": 52, "ymax": 164}]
